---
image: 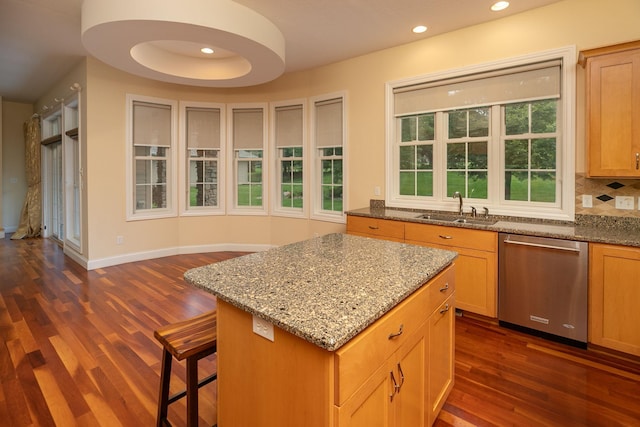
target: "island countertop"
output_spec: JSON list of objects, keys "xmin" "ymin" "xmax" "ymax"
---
[{"xmin": 184, "ymin": 233, "xmax": 457, "ymax": 351}]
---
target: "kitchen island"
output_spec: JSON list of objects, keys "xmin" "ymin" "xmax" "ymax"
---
[{"xmin": 184, "ymin": 233, "xmax": 457, "ymax": 426}]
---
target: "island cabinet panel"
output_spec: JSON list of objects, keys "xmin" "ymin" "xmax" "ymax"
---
[
  {"xmin": 428, "ymin": 295, "xmax": 455, "ymax": 424},
  {"xmin": 405, "ymin": 222, "xmax": 497, "ymax": 317},
  {"xmin": 580, "ymin": 41, "xmax": 640, "ymax": 177},
  {"xmin": 589, "ymin": 243, "xmax": 640, "ymax": 356},
  {"xmin": 217, "ymin": 300, "xmax": 335, "ymax": 427},
  {"xmin": 346, "ymin": 216, "xmax": 405, "ymax": 242}
]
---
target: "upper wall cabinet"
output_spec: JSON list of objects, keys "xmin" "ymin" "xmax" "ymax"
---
[{"xmin": 579, "ymin": 40, "xmax": 640, "ymax": 177}]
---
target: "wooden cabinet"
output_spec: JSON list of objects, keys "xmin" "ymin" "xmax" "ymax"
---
[
  {"xmin": 336, "ymin": 268, "xmax": 455, "ymax": 427},
  {"xmin": 579, "ymin": 40, "xmax": 640, "ymax": 177},
  {"xmin": 346, "ymin": 215, "xmax": 405, "ymax": 242},
  {"xmin": 589, "ymin": 243, "xmax": 640, "ymax": 356},
  {"xmin": 405, "ymin": 222, "xmax": 497, "ymax": 317},
  {"xmin": 216, "ymin": 265, "xmax": 455, "ymax": 427}
]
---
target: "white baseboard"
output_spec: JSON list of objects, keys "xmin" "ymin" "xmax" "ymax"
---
[{"xmin": 85, "ymin": 242, "xmax": 273, "ymax": 270}]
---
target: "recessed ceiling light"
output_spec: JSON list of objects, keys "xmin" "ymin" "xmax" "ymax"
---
[
  {"xmin": 412, "ymin": 25, "xmax": 427, "ymax": 34},
  {"xmin": 201, "ymin": 47, "xmax": 214, "ymax": 54},
  {"xmin": 491, "ymin": 1, "xmax": 510, "ymax": 11}
]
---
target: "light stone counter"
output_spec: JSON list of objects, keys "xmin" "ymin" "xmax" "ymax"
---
[{"xmin": 184, "ymin": 233, "xmax": 457, "ymax": 351}]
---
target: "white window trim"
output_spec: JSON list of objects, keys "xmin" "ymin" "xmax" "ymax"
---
[
  {"xmin": 125, "ymin": 93, "xmax": 178, "ymax": 221},
  {"xmin": 178, "ymin": 100, "xmax": 226, "ymax": 217},
  {"xmin": 385, "ymin": 46, "xmax": 576, "ymax": 221},
  {"xmin": 226, "ymin": 102, "xmax": 269, "ymax": 216},
  {"xmin": 269, "ymin": 99, "xmax": 308, "ymax": 219},
  {"xmin": 310, "ymin": 91, "xmax": 348, "ymax": 224}
]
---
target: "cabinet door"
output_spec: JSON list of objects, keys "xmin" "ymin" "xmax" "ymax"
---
[
  {"xmin": 589, "ymin": 243, "xmax": 640, "ymax": 356},
  {"xmin": 428, "ymin": 295, "xmax": 455, "ymax": 425},
  {"xmin": 336, "ymin": 325, "xmax": 428, "ymax": 427},
  {"xmin": 586, "ymin": 47, "xmax": 640, "ymax": 177}
]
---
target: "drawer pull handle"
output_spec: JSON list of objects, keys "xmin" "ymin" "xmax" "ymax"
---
[
  {"xmin": 636, "ymin": 152, "xmax": 639, "ymax": 170},
  {"xmin": 440, "ymin": 304, "xmax": 450, "ymax": 314},
  {"xmin": 439, "ymin": 234, "xmax": 453, "ymax": 240},
  {"xmin": 388, "ymin": 324, "xmax": 404, "ymax": 340},
  {"xmin": 396, "ymin": 363, "xmax": 405, "ymax": 393},
  {"xmin": 368, "ymin": 225, "xmax": 379, "ymax": 230},
  {"xmin": 389, "ymin": 371, "xmax": 398, "ymax": 401},
  {"xmin": 439, "ymin": 283, "xmax": 449, "ymax": 293}
]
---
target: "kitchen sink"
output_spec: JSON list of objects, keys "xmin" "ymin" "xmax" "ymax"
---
[{"xmin": 417, "ymin": 213, "xmax": 497, "ymax": 226}]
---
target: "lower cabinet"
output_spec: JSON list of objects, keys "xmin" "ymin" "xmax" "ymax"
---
[{"xmin": 589, "ymin": 243, "xmax": 640, "ymax": 356}]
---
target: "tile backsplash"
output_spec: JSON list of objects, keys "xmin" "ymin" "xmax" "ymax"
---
[{"xmin": 575, "ymin": 173, "xmax": 640, "ymax": 218}]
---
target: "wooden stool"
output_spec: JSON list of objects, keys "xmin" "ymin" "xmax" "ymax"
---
[{"xmin": 154, "ymin": 310, "xmax": 217, "ymax": 427}]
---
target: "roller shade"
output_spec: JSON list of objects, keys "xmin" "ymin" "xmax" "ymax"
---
[
  {"xmin": 394, "ymin": 60, "xmax": 561, "ymax": 116},
  {"xmin": 315, "ymin": 98, "xmax": 343, "ymax": 148},
  {"xmin": 233, "ymin": 108, "xmax": 264, "ymax": 150},
  {"xmin": 275, "ymin": 104, "xmax": 303, "ymax": 148},
  {"xmin": 186, "ymin": 107, "xmax": 220, "ymax": 149},
  {"xmin": 133, "ymin": 101, "xmax": 171, "ymax": 147}
]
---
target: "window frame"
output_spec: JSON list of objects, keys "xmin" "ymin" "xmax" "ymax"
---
[
  {"xmin": 385, "ymin": 47, "xmax": 576, "ymax": 221},
  {"xmin": 125, "ymin": 94, "xmax": 178, "ymax": 221},
  {"xmin": 226, "ymin": 103, "xmax": 268, "ymax": 216},
  {"xmin": 178, "ymin": 101, "xmax": 226, "ymax": 216},
  {"xmin": 270, "ymin": 99, "xmax": 308, "ymax": 219},
  {"xmin": 310, "ymin": 92, "xmax": 347, "ymax": 223}
]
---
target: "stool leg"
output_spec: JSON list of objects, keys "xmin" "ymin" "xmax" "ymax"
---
[
  {"xmin": 157, "ymin": 349, "xmax": 172, "ymax": 427},
  {"xmin": 186, "ymin": 357, "xmax": 199, "ymax": 427}
]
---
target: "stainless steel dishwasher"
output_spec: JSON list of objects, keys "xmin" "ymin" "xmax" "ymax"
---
[{"xmin": 498, "ymin": 233, "xmax": 588, "ymax": 347}]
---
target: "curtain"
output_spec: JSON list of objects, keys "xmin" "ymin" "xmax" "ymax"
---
[{"xmin": 11, "ymin": 116, "xmax": 42, "ymax": 239}]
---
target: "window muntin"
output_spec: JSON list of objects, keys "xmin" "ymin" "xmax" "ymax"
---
[
  {"xmin": 503, "ymin": 100, "xmax": 558, "ymax": 203},
  {"xmin": 313, "ymin": 96, "xmax": 346, "ymax": 220},
  {"xmin": 185, "ymin": 106, "xmax": 221, "ymax": 210},
  {"xmin": 273, "ymin": 103, "xmax": 305, "ymax": 215},
  {"xmin": 386, "ymin": 49, "xmax": 574, "ymax": 220},
  {"xmin": 132, "ymin": 101, "xmax": 171, "ymax": 212},
  {"xmin": 230, "ymin": 106, "xmax": 266, "ymax": 212},
  {"xmin": 399, "ymin": 114, "xmax": 434, "ymax": 197},
  {"xmin": 446, "ymin": 108, "xmax": 489, "ymax": 199}
]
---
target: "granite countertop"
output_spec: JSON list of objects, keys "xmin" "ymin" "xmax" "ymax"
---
[
  {"xmin": 347, "ymin": 207, "xmax": 640, "ymax": 248},
  {"xmin": 184, "ymin": 233, "xmax": 457, "ymax": 351}
]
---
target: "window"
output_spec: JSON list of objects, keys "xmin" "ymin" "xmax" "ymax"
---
[
  {"xmin": 229, "ymin": 105, "xmax": 267, "ymax": 214},
  {"xmin": 312, "ymin": 95, "xmax": 346, "ymax": 221},
  {"xmin": 387, "ymin": 47, "xmax": 575, "ymax": 220},
  {"xmin": 180, "ymin": 102, "xmax": 224, "ymax": 215},
  {"xmin": 126, "ymin": 95, "xmax": 177, "ymax": 220},
  {"xmin": 272, "ymin": 101, "xmax": 306, "ymax": 217}
]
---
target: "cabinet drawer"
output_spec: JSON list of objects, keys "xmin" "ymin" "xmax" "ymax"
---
[
  {"xmin": 405, "ymin": 222, "xmax": 497, "ymax": 252},
  {"xmin": 334, "ymin": 265, "xmax": 453, "ymax": 405},
  {"xmin": 346, "ymin": 216, "xmax": 404, "ymax": 241}
]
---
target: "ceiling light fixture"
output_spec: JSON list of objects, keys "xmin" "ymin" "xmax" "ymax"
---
[
  {"xmin": 491, "ymin": 1, "xmax": 510, "ymax": 11},
  {"xmin": 201, "ymin": 47, "xmax": 214, "ymax": 55},
  {"xmin": 412, "ymin": 25, "xmax": 428, "ymax": 34},
  {"xmin": 81, "ymin": 0, "xmax": 285, "ymax": 87}
]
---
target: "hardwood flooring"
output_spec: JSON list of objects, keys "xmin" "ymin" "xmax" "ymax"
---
[{"xmin": 1, "ymin": 236, "xmax": 639, "ymax": 426}]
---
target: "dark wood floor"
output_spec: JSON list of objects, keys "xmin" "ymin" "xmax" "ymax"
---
[{"xmin": 1, "ymin": 236, "xmax": 639, "ymax": 426}]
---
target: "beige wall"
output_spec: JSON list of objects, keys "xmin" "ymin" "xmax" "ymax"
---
[
  {"xmin": 80, "ymin": 0, "xmax": 640, "ymax": 266},
  {"xmin": 1, "ymin": 100, "xmax": 33, "ymax": 234}
]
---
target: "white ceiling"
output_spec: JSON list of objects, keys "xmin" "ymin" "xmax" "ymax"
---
[{"xmin": 0, "ymin": 0, "xmax": 563, "ymax": 103}]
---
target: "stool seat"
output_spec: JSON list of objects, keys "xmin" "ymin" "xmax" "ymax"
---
[{"xmin": 155, "ymin": 310, "xmax": 217, "ymax": 427}]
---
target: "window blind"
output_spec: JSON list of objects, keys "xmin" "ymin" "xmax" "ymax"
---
[
  {"xmin": 315, "ymin": 98, "xmax": 343, "ymax": 148},
  {"xmin": 233, "ymin": 108, "xmax": 264, "ymax": 150},
  {"xmin": 133, "ymin": 101, "xmax": 171, "ymax": 147},
  {"xmin": 186, "ymin": 107, "xmax": 220, "ymax": 149},
  {"xmin": 275, "ymin": 104, "xmax": 303, "ymax": 148},
  {"xmin": 394, "ymin": 60, "xmax": 561, "ymax": 116}
]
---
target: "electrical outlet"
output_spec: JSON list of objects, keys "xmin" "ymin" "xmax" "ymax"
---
[
  {"xmin": 582, "ymin": 195, "xmax": 593, "ymax": 208},
  {"xmin": 116, "ymin": 235, "xmax": 124, "ymax": 245},
  {"xmin": 374, "ymin": 186, "xmax": 381, "ymax": 196},
  {"xmin": 615, "ymin": 196, "xmax": 634, "ymax": 210},
  {"xmin": 252, "ymin": 315, "xmax": 274, "ymax": 341}
]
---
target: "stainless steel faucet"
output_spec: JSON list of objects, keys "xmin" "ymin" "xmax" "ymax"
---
[{"xmin": 453, "ymin": 191, "xmax": 463, "ymax": 216}]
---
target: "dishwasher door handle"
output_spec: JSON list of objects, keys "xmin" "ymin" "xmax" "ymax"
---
[{"xmin": 503, "ymin": 237, "xmax": 581, "ymax": 252}]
